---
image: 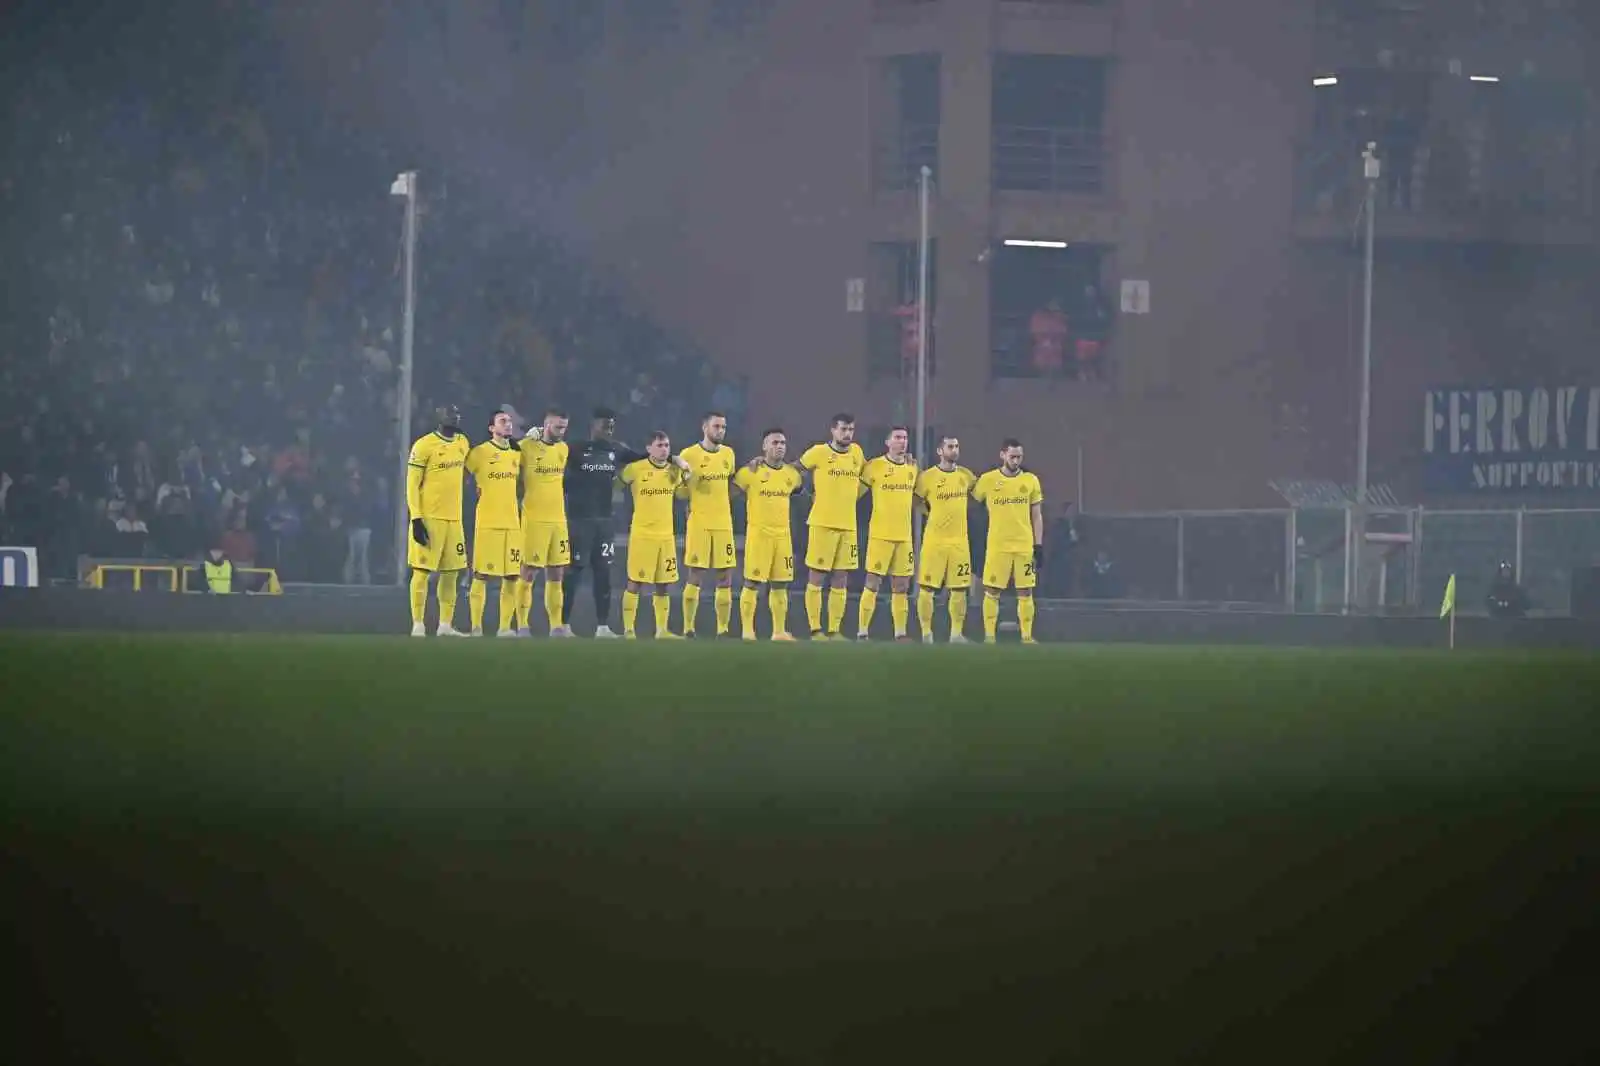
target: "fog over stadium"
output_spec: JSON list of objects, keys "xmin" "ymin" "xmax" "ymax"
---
[{"xmin": 3, "ymin": 2, "xmax": 1597, "ymax": 1063}]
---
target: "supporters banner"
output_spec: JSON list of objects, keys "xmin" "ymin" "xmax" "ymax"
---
[
  {"xmin": 0, "ymin": 546, "xmax": 39, "ymax": 587},
  {"xmin": 1423, "ymin": 386, "xmax": 1600, "ymax": 493}
]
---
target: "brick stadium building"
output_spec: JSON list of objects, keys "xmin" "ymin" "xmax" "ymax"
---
[{"xmin": 280, "ymin": 0, "xmax": 1600, "ymax": 509}]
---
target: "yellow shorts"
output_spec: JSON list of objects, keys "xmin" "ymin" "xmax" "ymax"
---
[
  {"xmin": 628, "ymin": 534, "xmax": 679, "ymax": 585},
  {"xmin": 865, "ymin": 538, "xmax": 914, "ymax": 579},
  {"xmin": 408, "ymin": 518, "xmax": 468, "ymax": 573},
  {"xmin": 685, "ymin": 529, "xmax": 737, "ymax": 571},
  {"xmin": 804, "ymin": 526, "xmax": 858, "ymax": 573},
  {"xmin": 472, "ymin": 527, "xmax": 522, "ymax": 577},
  {"xmin": 919, "ymin": 543, "xmax": 973, "ymax": 589},
  {"xmin": 522, "ymin": 520, "xmax": 571, "ymax": 568},
  {"xmin": 743, "ymin": 532, "xmax": 795, "ymax": 584},
  {"xmin": 983, "ymin": 549, "xmax": 1037, "ymax": 591}
]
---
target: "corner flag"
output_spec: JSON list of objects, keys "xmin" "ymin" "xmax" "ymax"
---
[{"xmin": 1440, "ymin": 574, "xmax": 1457, "ymax": 649}]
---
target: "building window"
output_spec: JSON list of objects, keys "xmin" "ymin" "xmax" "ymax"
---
[
  {"xmin": 992, "ymin": 55, "xmax": 1109, "ymax": 194},
  {"xmin": 990, "ymin": 243, "xmax": 1112, "ymax": 380},
  {"xmin": 867, "ymin": 241, "xmax": 938, "ymax": 384},
  {"xmin": 709, "ymin": 0, "xmax": 777, "ymax": 35},
  {"xmin": 538, "ymin": 0, "xmax": 605, "ymax": 58},
  {"xmin": 874, "ymin": 54, "xmax": 941, "ymax": 193}
]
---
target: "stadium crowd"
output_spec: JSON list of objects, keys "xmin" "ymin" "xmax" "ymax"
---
[{"xmin": 0, "ymin": 7, "xmax": 742, "ymax": 587}]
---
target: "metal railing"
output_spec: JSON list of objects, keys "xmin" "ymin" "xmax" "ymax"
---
[
  {"xmin": 993, "ymin": 124, "xmax": 1105, "ymax": 194},
  {"xmin": 1073, "ymin": 507, "xmax": 1600, "ymax": 615}
]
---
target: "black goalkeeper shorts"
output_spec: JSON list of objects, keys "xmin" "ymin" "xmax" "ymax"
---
[{"xmin": 567, "ymin": 517, "xmax": 616, "ymax": 572}]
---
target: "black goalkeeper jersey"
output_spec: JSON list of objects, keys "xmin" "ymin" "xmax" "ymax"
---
[{"xmin": 564, "ymin": 438, "xmax": 647, "ymax": 521}]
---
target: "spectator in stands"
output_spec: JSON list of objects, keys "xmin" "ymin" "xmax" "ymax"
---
[
  {"xmin": 1029, "ymin": 299, "xmax": 1069, "ymax": 380},
  {"xmin": 115, "ymin": 503, "xmax": 150, "ymax": 556},
  {"xmin": 1087, "ymin": 549, "xmax": 1121, "ymax": 599},
  {"xmin": 304, "ymin": 493, "xmax": 346, "ymax": 584},
  {"xmin": 1073, "ymin": 284, "xmax": 1112, "ymax": 381},
  {"xmin": 220, "ymin": 507, "xmax": 257, "ymax": 570},
  {"xmin": 342, "ymin": 465, "xmax": 375, "ymax": 585},
  {"xmin": 262, "ymin": 486, "xmax": 301, "ymax": 577},
  {"xmin": 1043, "ymin": 501, "xmax": 1079, "ymax": 597}
]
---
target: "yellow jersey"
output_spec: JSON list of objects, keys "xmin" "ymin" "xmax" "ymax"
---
[
  {"xmin": 734, "ymin": 462, "xmax": 804, "ymax": 537},
  {"xmin": 406, "ymin": 431, "xmax": 470, "ymax": 522},
  {"xmin": 861, "ymin": 455, "xmax": 918, "ymax": 542},
  {"xmin": 915, "ymin": 464, "xmax": 976, "ymax": 546},
  {"xmin": 800, "ymin": 442, "xmax": 866, "ymax": 531},
  {"xmin": 465, "ymin": 439, "xmax": 522, "ymax": 530},
  {"xmin": 519, "ymin": 436, "xmax": 569, "ymax": 524},
  {"xmin": 620, "ymin": 459, "xmax": 685, "ymax": 539},
  {"xmin": 679, "ymin": 442, "xmax": 736, "ymax": 532},
  {"xmin": 973, "ymin": 468, "xmax": 1044, "ymax": 553}
]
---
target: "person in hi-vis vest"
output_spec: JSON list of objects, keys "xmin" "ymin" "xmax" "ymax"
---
[{"xmin": 201, "ymin": 547, "xmax": 234, "ymax": 594}]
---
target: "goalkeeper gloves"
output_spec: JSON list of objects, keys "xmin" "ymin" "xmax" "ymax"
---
[
  {"xmin": 411, "ymin": 518, "xmax": 430, "ymax": 546},
  {"xmin": 1033, "ymin": 545, "xmax": 1043, "ymax": 571}
]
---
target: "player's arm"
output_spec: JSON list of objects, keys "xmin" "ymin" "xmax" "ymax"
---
[
  {"xmin": 406, "ymin": 440, "xmax": 429, "ymax": 544},
  {"xmin": 1030, "ymin": 483, "xmax": 1045, "ymax": 566},
  {"xmin": 732, "ymin": 467, "xmax": 753, "ymax": 495}
]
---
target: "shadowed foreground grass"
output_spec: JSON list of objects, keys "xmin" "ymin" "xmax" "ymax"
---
[{"xmin": 3, "ymin": 635, "xmax": 1597, "ymax": 1064}]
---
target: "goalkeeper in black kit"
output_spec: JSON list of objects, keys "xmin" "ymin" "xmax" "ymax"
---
[{"xmin": 562, "ymin": 406, "xmax": 648, "ymax": 637}]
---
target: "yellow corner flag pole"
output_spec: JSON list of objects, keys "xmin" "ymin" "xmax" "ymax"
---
[{"xmin": 1439, "ymin": 573, "xmax": 1457, "ymax": 649}]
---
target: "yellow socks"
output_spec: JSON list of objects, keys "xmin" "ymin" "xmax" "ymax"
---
[
  {"xmin": 857, "ymin": 588, "xmax": 879, "ymax": 636},
  {"xmin": 768, "ymin": 587, "xmax": 789, "ymax": 635},
  {"xmin": 653, "ymin": 593, "xmax": 671, "ymax": 635},
  {"xmin": 714, "ymin": 586, "xmax": 732, "ymax": 635},
  {"xmin": 498, "ymin": 580, "xmax": 519, "ymax": 633},
  {"xmin": 739, "ymin": 586, "xmax": 759, "ymax": 638},
  {"xmin": 890, "ymin": 591, "xmax": 909, "ymax": 637},
  {"xmin": 409, "ymin": 570, "xmax": 429, "ymax": 626},
  {"xmin": 917, "ymin": 589, "xmax": 935, "ymax": 637},
  {"xmin": 469, "ymin": 577, "xmax": 488, "ymax": 632},
  {"xmin": 436, "ymin": 574, "xmax": 459, "ymax": 629},
  {"xmin": 983, "ymin": 592, "xmax": 1001, "ymax": 641},
  {"xmin": 682, "ymin": 584, "xmax": 701, "ymax": 635},
  {"xmin": 544, "ymin": 579, "xmax": 563, "ymax": 630},
  {"xmin": 520, "ymin": 577, "xmax": 534, "ymax": 622},
  {"xmin": 622, "ymin": 590, "xmax": 640, "ymax": 636},
  {"xmin": 1018, "ymin": 596, "xmax": 1036, "ymax": 642},
  {"xmin": 805, "ymin": 584, "xmax": 823, "ymax": 633},
  {"xmin": 827, "ymin": 587, "xmax": 848, "ymax": 635},
  {"xmin": 949, "ymin": 590, "xmax": 968, "ymax": 636}
]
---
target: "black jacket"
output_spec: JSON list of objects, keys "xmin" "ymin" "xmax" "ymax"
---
[{"xmin": 565, "ymin": 438, "xmax": 647, "ymax": 521}]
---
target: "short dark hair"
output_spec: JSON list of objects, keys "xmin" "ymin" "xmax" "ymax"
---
[
  {"xmin": 938, "ymin": 434, "xmax": 960, "ymax": 447},
  {"xmin": 760, "ymin": 427, "xmax": 786, "ymax": 441},
  {"xmin": 592, "ymin": 406, "xmax": 616, "ymax": 421},
  {"xmin": 830, "ymin": 413, "xmax": 855, "ymax": 428},
  {"xmin": 888, "ymin": 425, "xmax": 910, "ymax": 436},
  {"xmin": 544, "ymin": 406, "xmax": 567, "ymax": 420},
  {"xmin": 703, "ymin": 410, "xmax": 726, "ymax": 423},
  {"xmin": 1000, "ymin": 437, "xmax": 1023, "ymax": 451},
  {"xmin": 649, "ymin": 430, "xmax": 671, "ymax": 443},
  {"xmin": 488, "ymin": 409, "xmax": 513, "ymax": 424}
]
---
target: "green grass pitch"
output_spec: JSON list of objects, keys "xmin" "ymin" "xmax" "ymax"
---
[{"xmin": 4, "ymin": 634, "xmax": 1597, "ymax": 1064}]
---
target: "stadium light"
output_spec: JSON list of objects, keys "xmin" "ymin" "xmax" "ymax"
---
[
  {"xmin": 1003, "ymin": 239, "xmax": 1068, "ymax": 249},
  {"xmin": 1468, "ymin": 75, "xmax": 1500, "ymax": 83},
  {"xmin": 1313, "ymin": 76, "xmax": 1338, "ymax": 87}
]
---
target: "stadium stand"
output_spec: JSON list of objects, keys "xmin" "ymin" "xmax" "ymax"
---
[{"xmin": 0, "ymin": 5, "xmax": 739, "ymax": 586}]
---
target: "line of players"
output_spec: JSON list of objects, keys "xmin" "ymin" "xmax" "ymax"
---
[{"xmin": 405, "ymin": 406, "xmax": 1045, "ymax": 643}]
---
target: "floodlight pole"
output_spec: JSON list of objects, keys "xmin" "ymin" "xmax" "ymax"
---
[
  {"xmin": 393, "ymin": 171, "xmax": 419, "ymax": 587},
  {"xmin": 1352, "ymin": 143, "xmax": 1379, "ymax": 611},
  {"xmin": 913, "ymin": 165, "xmax": 932, "ymax": 572}
]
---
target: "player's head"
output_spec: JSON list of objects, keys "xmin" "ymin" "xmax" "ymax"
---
[
  {"xmin": 590, "ymin": 406, "xmax": 616, "ymax": 440},
  {"xmin": 435, "ymin": 404, "xmax": 462, "ymax": 433},
  {"xmin": 999, "ymin": 438, "xmax": 1025, "ymax": 473},
  {"xmin": 702, "ymin": 411, "xmax": 727, "ymax": 444},
  {"xmin": 488, "ymin": 409, "xmax": 514, "ymax": 441},
  {"xmin": 829, "ymin": 413, "xmax": 856, "ymax": 446},
  {"xmin": 647, "ymin": 430, "xmax": 672, "ymax": 461},
  {"xmin": 937, "ymin": 435, "xmax": 961, "ymax": 466},
  {"xmin": 885, "ymin": 425, "xmax": 909, "ymax": 459},
  {"xmin": 542, "ymin": 407, "xmax": 568, "ymax": 442},
  {"xmin": 761, "ymin": 427, "xmax": 787, "ymax": 464}
]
